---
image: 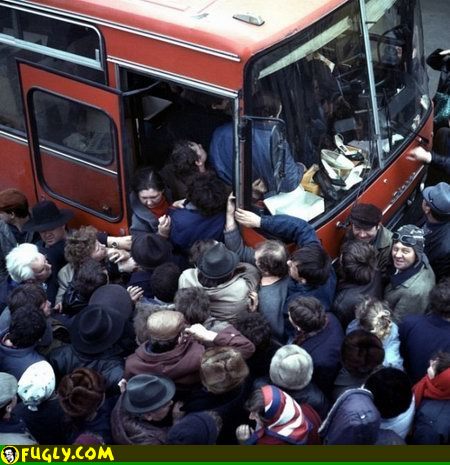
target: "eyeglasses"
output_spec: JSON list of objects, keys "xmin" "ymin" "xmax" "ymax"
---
[{"xmin": 392, "ymin": 232, "xmax": 423, "ymax": 246}]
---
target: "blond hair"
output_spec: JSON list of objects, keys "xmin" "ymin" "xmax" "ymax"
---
[{"xmin": 355, "ymin": 297, "xmax": 392, "ymax": 341}]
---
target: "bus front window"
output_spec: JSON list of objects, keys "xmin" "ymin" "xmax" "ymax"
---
[{"xmin": 245, "ymin": 0, "xmax": 428, "ymax": 219}]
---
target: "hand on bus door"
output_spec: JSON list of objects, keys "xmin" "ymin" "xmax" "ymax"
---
[
  {"xmin": 406, "ymin": 146, "xmax": 432, "ymax": 164},
  {"xmin": 235, "ymin": 208, "xmax": 262, "ymax": 229},
  {"xmin": 225, "ymin": 192, "xmax": 237, "ymax": 231}
]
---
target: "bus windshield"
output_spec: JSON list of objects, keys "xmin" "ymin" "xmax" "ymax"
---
[{"xmin": 245, "ymin": 0, "xmax": 429, "ymax": 218}]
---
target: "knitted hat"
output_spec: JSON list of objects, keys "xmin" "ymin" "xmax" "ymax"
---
[
  {"xmin": 422, "ymin": 182, "xmax": 450, "ymax": 216},
  {"xmin": 167, "ymin": 412, "xmax": 219, "ymax": 444},
  {"xmin": 270, "ymin": 345, "xmax": 313, "ymax": 390},
  {"xmin": 392, "ymin": 224, "xmax": 425, "ymax": 263},
  {"xmin": 349, "ymin": 203, "xmax": 382, "ymax": 229},
  {"xmin": 147, "ymin": 310, "xmax": 185, "ymax": 342},
  {"xmin": 0, "ymin": 372, "xmax": 17, "ymax": 408},
  {"xmin": 200, "ymin": 347, "xmax": 249, "ymax": 394},
  {"xmin": 18, "ymin": 361, "xmax": 55, "ymax": 411}
]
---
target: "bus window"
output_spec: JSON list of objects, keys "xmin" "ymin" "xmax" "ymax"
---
[
  {"xmin": 31, "ymin": 91, "xmax": 115, "ymax": 166},
  {"xmin": 28, "ymin": 90, "xmax": 120, "ymax": 219},
  {"xmin": 245, "ymin": 0, "xmax": 429, "ymax": 217},
  {"xmin": 0, "ymin": 5, "xmax": 105, "ymax": 133}
]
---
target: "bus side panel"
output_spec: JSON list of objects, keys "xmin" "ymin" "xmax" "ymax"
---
[
  {"xmin": 103, "ymin": 28, "xmax": 244, "ymax": 90},
  {"xmin": 0, "ymin": 136, "xmax": 37, "ymax": 205}
]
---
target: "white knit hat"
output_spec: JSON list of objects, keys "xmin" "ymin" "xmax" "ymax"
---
[{"xmin": 18, "ymin": 361, "xmax": 55, "ymax": 411}]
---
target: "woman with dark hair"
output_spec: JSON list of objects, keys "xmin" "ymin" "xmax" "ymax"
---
[
  {"xmin": 57, "ymin": 367, "xmax": 115, "ymax": 443},
  {"xmin": 332, "ymin": 240, "xmax": 383, "ymax": 329},
  {"xmin": 411, "ymin": 352, "xmax": 450, "ymax": 444},
  {"xmin": 129, "ymin": 167, "xmax": 171, "ymax": 235},
  {"xmin": 288, "ymin": 296, "xmax": 344, "ymax": 396}
]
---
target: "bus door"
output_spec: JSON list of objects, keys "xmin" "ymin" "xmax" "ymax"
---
[{"xmin": 18, "ymin": 60, "xmax": 128, "ymax": 234}]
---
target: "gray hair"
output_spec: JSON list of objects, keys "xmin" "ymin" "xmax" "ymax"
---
[{"xmin": 6, "ymin": 243, "xmax": 41, "ymax": 283}]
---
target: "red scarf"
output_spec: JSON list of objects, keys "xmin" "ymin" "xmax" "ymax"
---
[
  {"xmin": 413, "ymin": 368, "xmax": 450, "ymax": 406},
  {"xmin": 149, "ymin": 195, "xmax": 169, "ymax": 218}
]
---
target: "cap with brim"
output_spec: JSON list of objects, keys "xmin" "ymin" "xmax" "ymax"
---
[
  {"xmin": 23, "ymin": 200, "xmax": 74, "ymax": 232},
  {"xmin": 123, "ymin": 374, "xmax": 175, "ymax": 414},
  {"xmin": 423, "ymin": 182, "xmax": 450, "ymax": 216},
  {"xmin": 70, "ymin": 304, "xmax": 125, "ymax": 354},
  {"xmin": 197, "ymin": 242, "xmax": 239, "ymax": 280}
]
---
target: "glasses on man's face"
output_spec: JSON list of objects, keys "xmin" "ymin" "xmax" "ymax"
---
[{"xmin": 392, "ymin": 232, "xmax": 422, "ymax": 247}]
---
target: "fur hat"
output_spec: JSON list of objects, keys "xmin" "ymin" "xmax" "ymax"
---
[
  {"xmin": 270, "ymin": 345, "xmax": 313, "ymax": 390},
  {"xmin": 0, "ymin": 372, "xmax": 17, "ymax": 408},
  {"xmin": 392, "ymin": 224, "xmax": 425, "ymax": 263},
  {"xmin": 18, "ymin": 361, "xmax": 55, "ymax": 411},
  {"xmin": 123, "ymin": 374, "xmax": 175, "ymax": 414},
  {"xmin": 197, "ymin": 242, "xmax": 239, "ymax": 280},
  {"xmin": 167, "ymin": 412, "xmax": 219, "ymax": 444},
  {"xmin": 200, "ymin": 347, "xmax": 249, "ymax": 394},
  {"xmin": 349, "ymin": 203, "xmax": 382, "ymax": 229},
  {"xmin": 23, "ymin": 200, "xmax": 73, "ymax": 232},
  {"xmin": 147, "ymin": 310, "xmax": 185, "ymax": 342},
  {"xmin": 131, "ymin": 233, "xmax": 173, "ymax": 270},
  {"xmin": 0, "ymin": 188, "xmax": 28, "ymax": 213},
  {"xmin": 423, "ymin": 182, "xmax": 450, "ymax": 216}
]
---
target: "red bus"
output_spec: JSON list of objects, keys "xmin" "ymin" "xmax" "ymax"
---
[{"xmin": 0, "ymin": 0, "xmax": 432, "ymax": 255}]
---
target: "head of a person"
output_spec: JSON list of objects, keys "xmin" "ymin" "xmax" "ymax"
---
[
  {"xmin": 147, "ymin": 310, "xmax": 186, "ymax": 351},
  {"xmin": 186, "ymin": 173, "xmax": 229, "ymax": 217},
  {"xmin": 57, "ymin": 368, "xmax": 105, "ymax": 420},
  {"xmin": 133, "ymin": 302, "xmax": 168, "ymax": 345},
  {"xmin": 339, "ymin": 240, "xmax": 377, "ymax": 284},
  {"xmin": 197, "ymin": 242, "xmax": 239, "ymax": 288},
  {"xmin": 131, "ymin": 233, "xmax": 173, "ymax": 271},
  {"xmin": 0, "ymin": 188, "xmax": 29, "ymax": 223},
  {"xmin": 88, "ymin": 284, "xmax": 133, "ymax": 322},
  {"xmin": 354, "ymin": 297, "xmax": 393, "ymax": 341},
  {"xmin": 252, "ymin": 91, "xmax": 282, "ymax": 118},
  {"xmin": 170, "ymin": 140, "xmax": 208, "ymax": 177},
  {"xmin": 188, "ymin": 239, "xmax": 218, "ymax": 267},
  {"xmin": 8, "ymin": 305, "xmax": 46, "ymax": 348},
  {"xmin": 167, "ymin": 411, "xmax": 221, "ymax": 445},
  {"xmin": 349, "ymin": 203, "xmax": 383, "ymax": 242},
  {"xmin": 65, "ymin": 226, "xmax": 106, "ymax": 268},
  {"xmin": 72, "ymin": 258, "xmax": 108, "ymax": 300},
  {"xmin": 234, "ymin": 312, "xmax": 272, "ymax": 351},
  {"xmin": 2, "ymin": 446, "xmax": 17, "ymax": 464},
  {"xmin": 426, "ymin": 278, "xmax": 450, "ymax": 320},
  {"xmin": 254, "ymin": 240, "xmax": 288, "ymax": 278},
  {"xmin": 200, "ymin": 347, "xmax": 249, "ymax": 395},
  {"xmin": 391, "ymin": 224, "xmax": 425, "ymax": 271},
  {"xmin": 18, "ymin": 361, "xmax": 55, "ymax": 411},
  {"xmin": 0, "ymin": 372, "xmax": 18, "ymax": 421},
  {"xmin": 270, "ymin": 345, "xmax": 313, "ymax": 391},
  {"xmin": 69, "ymin": 304, "xmax": 126, "ymax": 355},
  {"xmin": 23, "ymin": 200, "xmax": 73, "ymax": 246},
  {"xmin": 150, "ymin": 262, "xmax": 181, "ymax": 303},
  {"xmin": 364, "ymin": 367, "xmax": 412, "ymax": 419},
  {"xmin": 427, "ymin": 352, "xmax": 450, "ymax": 379},
  {"xmin": 122, "ymin": 374, "xmax": 175, "ymax": 423},
  {"xmin": 287, "ymin": 244, "xmax": 331, "ymax": 286},
  {"xmin": 7, "ymin": 283, "xmax": 48, "ymax": 315},
  {"xmin": 288, "ymin": 296, "xmax": 327, "ymax": 335},
  {"xmin": 174, "ymin": 287, "xmax": 210, "ymax": 325},
  {"xmin": 341, "ymin": 330, "xmax": 385, "ymax": 376},
  {"xmin": 6, "ymin": 243, "xmax": 52, "ymax": 283},
  {"xmin": 422, "ymin": 182, "xmax": 450, "ymax": 222},
  {"xmin": 132, "ymin": 167, "xmax": 165, "ymax": 209}
]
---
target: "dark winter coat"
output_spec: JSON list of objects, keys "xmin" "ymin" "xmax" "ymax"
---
[{"xmin": 412, "ymin": 399, "xmax": 450, "ymax": 444}]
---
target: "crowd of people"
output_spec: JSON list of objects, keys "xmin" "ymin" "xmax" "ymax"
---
[{"xmin": 0, "ymin": 139, "xmax": 449, "ymax": 445}]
